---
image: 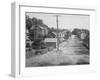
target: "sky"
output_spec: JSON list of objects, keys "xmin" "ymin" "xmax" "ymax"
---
[{"xmin": 26, "ymin": 12, "xmax": 90, "ymax": 31}]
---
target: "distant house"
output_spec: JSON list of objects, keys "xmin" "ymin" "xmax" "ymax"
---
[
  {"xmin": 59, "ymin": 31, "xmax": 67, "ymax": 38},
  {"xmin": 26, "ymin": 29, "xmax": 30, "ymax": 41},
  {"xmin": 80, "ymin": 30, "xmax": 88, "ymax": 40},
  {"xmin": 44, "ymin": 38, "xmax": 57, "ymax": 48},
  {"xmin": 58, "ymin": 30, "xmax": 71, "ymax": 41},
  {"xmin": 26, "ymin": 29, "xmax": 32, "ymax": 50},
  {"xmin": 30, "ymin": 25, "xmax": 48, "ymax": 41},
  {"xmin": 51, "ymin": 32, "xmax": 57, "ymax": 38},
  {"xmin": 80, "ymin": 32, "xmax": 86, "ymax": 40},
  {"xmin": 39, "ymin": 26, "xmax": 48, "ymax": 36},
  {"xmin": 26, "ymin": 24, "xmax": 48, "ymax": 44},
  {"xmin": 43, "ymin": 30, "xmax": 57, "ymax": 48}
]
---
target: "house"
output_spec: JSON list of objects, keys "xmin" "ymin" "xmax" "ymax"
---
[
  {"xmin": 39, "ymin": 26, "xmax": 48, "ymax": 36},
  {"xmin": 51, "ymin": 32, "xmax": 57, "ymax": 38},
  {"xmin": 26, "ymin": 29, "xmax": 32, "ymax": 50},
  {"xmin": 44, "ymin": 38, "xmax": 57, "ymax": 48},
  {"xmin": 58, "ymin": 30, "xmax": 71, "ymax": 42},
  {"xmin": 80, "ymin": 30, "xmax": 88, "ymax": 40},
  {"xmin": 30, "ymin": 25, "xmax": 48, "ymax": 41},
  {"xmin": 80, "ymin": 32, "xmax": 86, "ymax": 40}
]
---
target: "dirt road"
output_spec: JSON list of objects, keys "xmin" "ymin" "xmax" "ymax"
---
[{"xmin": 26, "ymin": 35, "xmax": 89, "ymax": 67}]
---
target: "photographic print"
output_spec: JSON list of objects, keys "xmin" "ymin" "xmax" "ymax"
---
[
  {"xmin": 11, "ymin": 3, "xmax": 96, "ymax": 77},
  {"xmin": 25, "ymin": 12, "xmax": 90, "ymax": 67}
]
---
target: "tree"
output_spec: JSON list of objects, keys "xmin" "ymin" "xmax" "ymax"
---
[
  {"xmin": 72, "ymin": 28, "xmax": 81, "ymax": 38},
  {"xmin": 26, "ymin": 15, "xmax": 49, "ymax": 49},
  {"xmin": 82, "ymin": 29, "xmax": 90, "ymax": 50},
  {"xmin": 72, "ymin": 28, "xmax": 90, "ymax": 50},
  {"xmin": 26, "ymin": 15, "xmax": 32, "ymax": 30}
]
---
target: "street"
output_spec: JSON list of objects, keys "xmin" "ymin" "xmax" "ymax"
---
[{"xmin": 26, "ymin": 35, "xmax": 89, "ymax": 67}]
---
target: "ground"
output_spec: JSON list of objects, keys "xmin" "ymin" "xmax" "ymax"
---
[{"xmin": 26, "ymin": 35, "xmax": 89, "ymax": 67}]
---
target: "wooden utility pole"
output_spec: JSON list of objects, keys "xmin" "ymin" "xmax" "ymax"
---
[{"xmin": 56, "ymin": 15, "xmax": 59, "ymax": 51}]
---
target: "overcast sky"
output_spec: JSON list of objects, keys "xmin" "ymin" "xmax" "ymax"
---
[{"xmin": 26, "ymin": 13, "xmax": 90, "ymax": 31}]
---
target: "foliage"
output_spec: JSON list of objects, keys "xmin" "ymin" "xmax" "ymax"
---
[
  {"xmin": 26, "ymin": 15, "xmax": 48, "ymax": 49},
  {"xmin": 72, "ymin": 28, "xmax": 90, "ymax": 49},
  {"xmin": 26, "ymin": 15, "xmax": 32, "ymax": 30},
  {"xmin": 72, "ymin": 28, "xmax": 81, "ymax": 38}
]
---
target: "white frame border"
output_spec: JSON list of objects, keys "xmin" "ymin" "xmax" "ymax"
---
[{"xmin": 11, "ymin": 2, "xmax": 97, "ymax": 78}]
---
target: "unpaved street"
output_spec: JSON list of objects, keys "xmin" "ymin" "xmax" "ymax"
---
[{"xmin": 26, "ymin": 35, "xmax": 89, "ymax": 67}]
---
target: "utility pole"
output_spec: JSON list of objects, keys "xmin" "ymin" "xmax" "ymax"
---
[{"xmin": 56, "ymin": 15, "xmax": 59, "ymax": 51}]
